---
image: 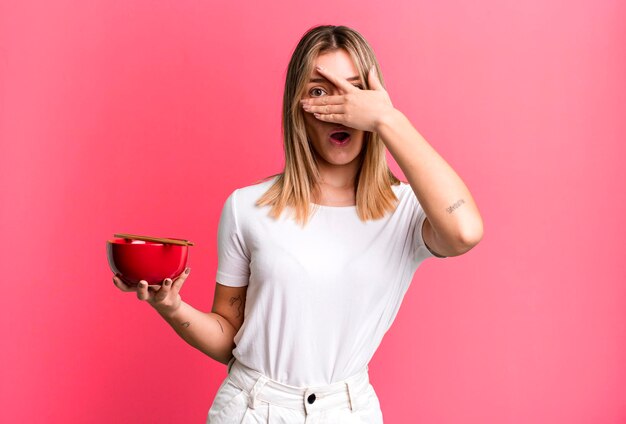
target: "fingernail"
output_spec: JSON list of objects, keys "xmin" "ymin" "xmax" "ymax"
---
[
  {"xmin": 185, "ymin": 267, "xmax": 190, "ymax": 274},
  {"xmin": 316, "ymin": 65, "xmax": 324, "ymax": 71},
  {"xmin": 164, "ymin": 278, "xmax": 171, "ymax": 285}
]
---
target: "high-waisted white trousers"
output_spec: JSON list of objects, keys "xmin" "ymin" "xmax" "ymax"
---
[{"xmin": 206, "ymin": 358, "xmax": 384, "ymax": 423}]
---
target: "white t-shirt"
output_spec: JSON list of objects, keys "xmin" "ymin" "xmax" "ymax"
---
[{"xmin": 215, "ymin": 176, "xmax": 435, "ymax": 386}]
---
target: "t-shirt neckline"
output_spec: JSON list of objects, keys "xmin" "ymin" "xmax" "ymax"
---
[{"xmin": 310, "ymin": 203, "xmax": 356, "ymax": 209}]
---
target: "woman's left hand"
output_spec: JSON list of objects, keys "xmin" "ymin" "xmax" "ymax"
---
[{"xmin": 300, "ymin": 65, "xmax": 395, "ymax": 133}]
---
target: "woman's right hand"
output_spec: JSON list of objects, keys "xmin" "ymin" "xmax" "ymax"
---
[{"xmin": 112, "ymin": 267, "xmax": 191, "ymax": 317}]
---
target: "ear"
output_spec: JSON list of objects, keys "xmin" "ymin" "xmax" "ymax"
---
[{"xmin": 368, "ymin": 65, "xmax": 383, "ymax": 91}]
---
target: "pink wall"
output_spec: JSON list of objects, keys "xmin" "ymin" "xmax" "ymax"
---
[{"xmin": 1, "ymin": 0, "xmax": 625, "ymax": 422}]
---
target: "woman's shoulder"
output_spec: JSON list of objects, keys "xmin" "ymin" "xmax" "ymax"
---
[
  {"xmin": 392, "ymin": 180, "xmax": 411, "ymax": 196},
  {"xmin": 228, "ymin": 174, "xmax": 280, "ymax": 209},
  {"xmin": 234, "ymin": 174, "xmax": 278, "ymax": 194},
  {"xmin": 391, "ymin": 180, "xmax": 424, "ymax": 209}
]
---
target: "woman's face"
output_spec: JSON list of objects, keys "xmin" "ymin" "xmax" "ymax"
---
[{"xmin": 301, "ymin": 49, "xmax": 366, "ymax": 171}]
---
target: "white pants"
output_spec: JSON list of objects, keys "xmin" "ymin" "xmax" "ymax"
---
[{"xmin": 206, "ymin": 358, "xmax": 384, "ymax": 423}]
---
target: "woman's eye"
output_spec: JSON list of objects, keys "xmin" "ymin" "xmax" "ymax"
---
[
  {"xmin": 310, "ymin": 87, "xmax": 326, "ymax": 97},
  {"xmin": 309, "ymin": 85, "xmax": 362, "ymax": 97}
]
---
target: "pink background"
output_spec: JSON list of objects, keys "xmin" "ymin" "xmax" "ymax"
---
[{"xmin": 1, "ymin": 0, "xmax": 625, "ymax": 422}]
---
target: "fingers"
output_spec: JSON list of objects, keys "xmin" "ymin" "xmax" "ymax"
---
[
  {"xmin": 113, "ymin": 275, "xmax": 156, "ymax": 295},
  {"xmin": 367, "ymin": 65, "xmax": 384, "ymax": 91},
  {"xmin": 302, "ymin": 103, "xmax": 345, "ymax": 115},
  {"xmin": 150, "ymin": 268, "xmax": 189, "ymax": 305},
  {"xmin": 154, "ymin": 277, "xmax": 173, "ymax": 302},
  {"xmin": 314, "ymin": 65, "xmax": 355, "ymax": 92},
  {"xmin": 172, "ymin": 267, "xmax": 191, "ymax": 292},
  {"xmin": 113, "ymin": 270, "xmax": 189, "ymax": 302},
  {"xmin": 136, "ymin": 280, "xmax": 150, "ymax": 301},
  {"xmin": 113, "ymin": 274, "xmax": 134, "ymax": 292},
  {"xmin": 313, "ymin": 113, "xmax": 343, "ymax": 124},
  {"xmin": 301, "ymin": 95, "xmax": 343, "ymax": 106}
]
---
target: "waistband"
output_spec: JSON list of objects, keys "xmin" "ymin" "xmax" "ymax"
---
[{"xmin": 225, "ymin": 358, "xmax": 371, "ymax": 415}]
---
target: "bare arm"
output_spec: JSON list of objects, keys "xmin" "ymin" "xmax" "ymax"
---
[
  {"xmin": 156, "ymin": 283, "xmax": 247, "ymax": 364},
  {"xmin": 376, "ymin": 109, "xmax": 484, "ymax": 256},
  {"xmin": 300, "ymin": 65, "xmax": 483, "ymax": 257},
  {"xmin": 113, "ymin": 270, "xmax": 247, "ymax": 365},
  {"xmin": 155, "ymin": 307, "xmax": 235, "ymax": 364}
]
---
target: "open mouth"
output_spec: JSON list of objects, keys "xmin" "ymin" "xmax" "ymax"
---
[{"xmin": 329, "ymin": 131, "xmax": 351, "ymax": 145}]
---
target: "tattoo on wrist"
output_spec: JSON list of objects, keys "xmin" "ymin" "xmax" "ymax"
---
[
  {"xmin": 181, "ymin": 321, "xmax": 190, "ymax": 328},
  {"xmin": 216, "ymin": 319, "xmax": 224, "ymax": 333},
  {"xmin": 229, "ymin": 295, "xmax": 243, "ymax": 318},
  {"xmin": 446, "ymin": 199, "xmax": 465, "ymax": 214}
]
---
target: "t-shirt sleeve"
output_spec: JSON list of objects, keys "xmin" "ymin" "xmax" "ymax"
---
[
  {"xmin": 215, "ymin": 189, "xmax": 251, "ymax": 287},
  {"xmin": 407, "ymin": 185, "xmax": 440, "ymax": 261}
]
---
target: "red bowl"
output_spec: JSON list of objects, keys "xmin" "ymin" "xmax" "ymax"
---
[{"xmin": 106, "ymin": 237, "xmax": 189, "ymax": 286}]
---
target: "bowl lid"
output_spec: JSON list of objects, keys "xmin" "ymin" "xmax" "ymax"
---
[{"xmin": 113, "ymin": 233, "xmax": 194, "ymax": 246}]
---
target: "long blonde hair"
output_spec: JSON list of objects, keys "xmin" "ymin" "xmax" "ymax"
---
[{"xmin": 255, "ymin": 25, "xmax": 403, "ymax": 227}]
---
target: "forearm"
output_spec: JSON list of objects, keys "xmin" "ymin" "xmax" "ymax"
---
[
  {"xmin": 156, "ymin": 300, "xmax": 236, "ymax": 365},
  {"xmin": 376, "ymin": 108, "xmax": 483, "ymax": 249}
]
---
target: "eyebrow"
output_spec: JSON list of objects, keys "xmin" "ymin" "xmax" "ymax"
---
[{"xmin": 309, "ymin": 76, "xmax": 362, "ymax": 83}]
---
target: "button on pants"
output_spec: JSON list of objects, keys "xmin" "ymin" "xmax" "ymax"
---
[{"xmin": 206, "ymin": 358, "xmax": 384, "ymax": 423}]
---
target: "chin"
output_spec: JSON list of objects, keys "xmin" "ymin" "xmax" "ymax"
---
[{"xmin": 320, "ymin": 148, "xmax": 364, "ymax": 166}]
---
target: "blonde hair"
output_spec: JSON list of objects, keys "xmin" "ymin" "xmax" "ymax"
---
[{"xmin": 255, "ymin": 25, "xmax": 403, "ymax": 226}]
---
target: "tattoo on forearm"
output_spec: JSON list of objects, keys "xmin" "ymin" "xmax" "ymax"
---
[
  {"xmin": 446, "ymin": 199, "xmax": 465, "ymax": 214},
  {"xmin": 229, "ymin": 295, "xmax": 243, "ymax": 318},
  {"xmin": 181, "ymin": 321, "xmax": 190, "ymax": 328},
  {"xmin": 216, "ymin": 319, "xmax": 224, "ymax": 333}
]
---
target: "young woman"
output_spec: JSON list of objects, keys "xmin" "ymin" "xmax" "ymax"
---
[{"xmin": 113, "ymin": 25, "xmax": 483, "ymax": 423}]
